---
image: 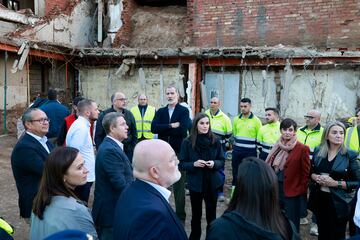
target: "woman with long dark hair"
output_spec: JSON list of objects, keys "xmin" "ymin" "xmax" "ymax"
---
[
  {"xmin": 308, "ymin": 121, "xmax": 360, "ymax": 240},
  {"xmin": 266, "ymin": 118, "xmax": 310, "ymax": 232},
  {"xmin": 30, "ymin": 147, "xmax": 97, "ymax": 240},
  {"xmin": 206, "ymin": 157, "xmax": 298, "ymax": 240},
  {"xmin": 179, "ymin": 113, "xmax": 225, "ymax": 240}
]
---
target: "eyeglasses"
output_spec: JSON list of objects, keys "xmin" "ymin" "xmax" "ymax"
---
[
  {"xmin": 30, "ymin": 118, "xmax": 50, "ymax": 124},
  {"xmin": 304, "ymin": 115, "xmax": 315, "ymax": 119},
  {"xmin": 115, "ymin": 98, "xmax": 127, "ymax": 102}
]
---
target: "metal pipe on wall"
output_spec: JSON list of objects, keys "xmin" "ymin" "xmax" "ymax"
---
[{"xmin": 3, "ymin": 51, "xmax": 8, "ymax": 134}]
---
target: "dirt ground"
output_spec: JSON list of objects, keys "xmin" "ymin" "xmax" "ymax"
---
[{"xmin": 0, "ymin": 134, "xmax": 316, "ymax": 240}]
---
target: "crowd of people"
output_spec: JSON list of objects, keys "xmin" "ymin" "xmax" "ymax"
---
[{"xmin": 4, "ymin": 86, "xmax": 360, "ymax": 240}]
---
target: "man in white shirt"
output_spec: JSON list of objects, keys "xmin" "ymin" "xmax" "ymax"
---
[{"xmin": 66, "ymin": 99, "xmax": 99, "ymax": 203}]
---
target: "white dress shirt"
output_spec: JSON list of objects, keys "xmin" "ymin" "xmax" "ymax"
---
[
  {"xmin": 354, "ymin": 190, "xmax": 360, "ymax": 227},
  {"xmin": 142, "ymin": 179, "xmax": 171, "ymax": 202},
  {"xmin": 26, "ymin": 131, "xmax": 50, "ymax": 153},
  {"xmin": 66, "ymin": 116, "xmax": 95, "ymax": 182}
]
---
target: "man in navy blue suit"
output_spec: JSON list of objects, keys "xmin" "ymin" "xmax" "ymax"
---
[
  {"xmin": 11, "ymin": 108, "xmax": 53, "ymax": 222},
  {"xmin": 92, "ymin": 112, "xmax": 133, "ymax": 240},
  {"xmin": 151, "ymin": 85, "xmax": 189, "ymax": 223},
  {"xmin": 113, "ymin": 139, "xmax": 188, "ymax": 240}
]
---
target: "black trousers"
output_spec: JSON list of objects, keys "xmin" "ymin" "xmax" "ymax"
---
[
  {"xmin": 189, "ymin": 189, "xmax": 218, "ymax": 240},
  {"xmin": 315, "ymin": 191, "xmax": 347, "ymax": 240},
  {"xmin": 231, "ymin": 149, "xmax": 257, "ymax": 186}
]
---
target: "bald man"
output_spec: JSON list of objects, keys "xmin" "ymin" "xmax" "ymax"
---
[
  {"xmin": 130, "ymin": 94, "xmax": 156, "ymax": 141},
  {"xmin": 297, "ymin": 109, "xmax": 324, "ymax": 236},
  {"xmin": 113, "ymin": 140, "xmax": 188, "ymax": 240}
]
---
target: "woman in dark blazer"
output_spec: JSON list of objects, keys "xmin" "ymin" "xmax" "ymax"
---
[
  {"xmin": 308, "ymin": 121, "xmax": 360, "ymax": 240},
  {"xmin": 266, "ymin": 118, "xmax": 310, "ymax": 232},
  {"xmin": 179, "ymin": 113, "xmax": 225, "ymax": 240}
]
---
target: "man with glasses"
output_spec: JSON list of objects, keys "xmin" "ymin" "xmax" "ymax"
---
[
  {"xmin": 297, "ymin": 109, "xmax": 324, "ymax": 235},
  {"xmin": 95, "ymin": 92, "xmax": 137, "ymax": 161},
  {"xmin": 11, "ymin": 108, "xmax": 54, "ymax": 223}
]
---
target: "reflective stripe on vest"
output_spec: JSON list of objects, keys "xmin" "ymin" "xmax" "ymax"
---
[{"xmin": 131, "ymin": 105, "xmax": 155, "ymax": 139}]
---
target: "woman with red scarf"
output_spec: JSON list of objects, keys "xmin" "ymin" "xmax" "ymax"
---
[{"xmin": 266, "ymin": 118, "xmax": 310, "ymax": 232}]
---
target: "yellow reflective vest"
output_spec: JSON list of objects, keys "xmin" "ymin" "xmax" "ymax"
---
[
  {"xmin": 232, "ymin": 112, "xmax": 262, "ymax": 152},
  {"xmin": 205, "ymin": 109, "xmax": 232, "ymax": 142},
  {"xmin": 130, "ymin": 105, "xmax": 155, "ymax": 139},
  {"xmin": 257, "ymin": 121, "xmax": 281, "ymax": 158},
  {"xmin": 296, "ymin": 124, "xmax": 324, "ymax": 159},
  {"xmin": 345, "ymin": 127, "xmax": 359, "ymax": 158}
]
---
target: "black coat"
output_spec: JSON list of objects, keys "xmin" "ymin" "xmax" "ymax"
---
[
  {"xmin": 309, "ymin": 147, "xmax": 360, "ymax": 220},
  {"xmin": 151, "ymin": 103, "xmax": 189, "ymax": 153},
  {"xmin": 179, "ymin": 137, "xmax": 224, "ymax": 193},
  {"xmin": 206, "ymin": 210, "xmax": 299, "ymax": 240},
  {"xmin": 92, "ymin": 137, "xmax": 134, "ymax": 227},
  {"xmin": 113, "ymin": 180, "xmax": 188, "ymax": 240},
  {"xmin": 94, "ymin": 107, "xmax": 137, "ymax": 161},
  {"xmin": 11, "ymin": 133, "xmax": 53, "ymax": 218}
]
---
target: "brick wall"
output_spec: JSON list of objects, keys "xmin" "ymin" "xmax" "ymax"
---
[
  {"xmin": 113, "ymin": 0, "xmax": 138, "ymax": 47},
  {"xmin": 187, "ymin": 0, "xmax": 360, "ymax": 48},
  {"xmin": 45, "ymin": 0, "xmax": 70, "ymax": 15}
]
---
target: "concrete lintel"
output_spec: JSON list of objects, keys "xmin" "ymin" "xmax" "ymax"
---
[{"xmin": 0, "ymin": 8, "xmax": 39, "ymax": 25}]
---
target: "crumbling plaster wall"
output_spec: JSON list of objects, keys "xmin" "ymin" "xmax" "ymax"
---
[
  {"xmin": 78, "ymin": 65, "xmax": 186, "ymax": 110},
  {"xmin": 19, "ymin": 0, "xmax": 96, "ymax": 47},
  {"xmin": 239, "ymin": 66, "xmax": 360, "ymax": 125},
  {"xmin": 0, "ymin": 54, "xmax": 28, "ymax": 110}
]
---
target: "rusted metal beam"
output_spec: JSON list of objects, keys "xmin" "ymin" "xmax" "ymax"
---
[
  {"xmin": 0, "ymin": 43, "xmax": 66, "ymax": 61},
  {"xmin": 202, "ymin": 57, "xmax": 360, "ymax": 66}
]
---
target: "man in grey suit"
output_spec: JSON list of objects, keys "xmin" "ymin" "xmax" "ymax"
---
[{"xmin": 92, "ymin": 112, "xmax": 134, "ymax": 240}]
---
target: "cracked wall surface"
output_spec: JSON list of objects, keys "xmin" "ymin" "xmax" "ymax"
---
[{"xmin": 15, "ymin": 0, "xmax": 96, "ymax": 47}]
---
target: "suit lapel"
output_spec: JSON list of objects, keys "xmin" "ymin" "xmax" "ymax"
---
[
  {"xmin": 138, "ymin": 180, "xmax": 187, "ymax": 237},
  {"xmin": 25, "ymin": 133, "xmax": 50, "ymax": 156},
  {"xmin": 331, "ymin": 152, "xmax": 344, "ymax": 171}
]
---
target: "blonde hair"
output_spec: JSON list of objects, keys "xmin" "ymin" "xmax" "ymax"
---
[{"xmin": 317, "ymin": 121, "xmax": 347, "ymax": 158}]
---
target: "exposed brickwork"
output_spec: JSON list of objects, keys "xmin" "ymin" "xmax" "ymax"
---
[
  {"xmin": 45, "ymin": 0, "xmax": 81, "ymax": 16},
  {"xmin": 187, "ymin": 0, "xmax": 360, "ymax": 48},
  {"xmin": 113, "ymin": 0, "xmax": 138, "ymax": 47}
]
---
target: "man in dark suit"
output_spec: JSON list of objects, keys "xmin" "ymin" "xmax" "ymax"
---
[
  {"xmin": 151, "ymin": 85, "xmax": 189, "ymax": 223},
  {"xmin": 92, "ymin": 112, "xmax": 133, "ymax": 240},
  {"xmin": 113, "ymin": 139, "xmax": 188, "ymax": 240},
  {"xmin": 94, "ymin": 92, "xmax": 137, "ymax": 161},
  {"xmin": 11, "ymin": 108, "xmax": 53, "ymax": 222}
]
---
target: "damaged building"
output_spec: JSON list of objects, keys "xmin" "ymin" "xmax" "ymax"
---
[{"xmin": 1, "ymin": 0, "xmax": 360, "ymax": 133}]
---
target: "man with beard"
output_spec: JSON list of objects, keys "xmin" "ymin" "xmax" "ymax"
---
[
  {"xmin": 257, "ymin": 107, "xmax": 281, "ymax": 160},
  {"xmin": 232, "ymin": 98, "xmax": 262, "ymax": 195},
  {"xmin": 151, "ymin": 85, "xmax": 189, "ymax": 224},
  {"xmin": 66, "ymin": 99, "xmax": 99, "ymax": 204},
  {"xmin": 113, "ymin": 139, "xmax": 188, "ymax": 240}
]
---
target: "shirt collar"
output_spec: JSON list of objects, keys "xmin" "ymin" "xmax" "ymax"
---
[
  {"xmin": 239, "ymin": 112, "xmax": 254, "ymax": 119},
  {"xmin": 141, "ymin": 179, "xmax": 171, "ymax": 202},
  {"xmin": 78, "ymin": 116, "xmax": 90, "ymax": 127},
  {"xmin": 26, "ymin": 131, "xmax": 48, "ymax": 143},
  {"xmin": 106, "ymin": 135, "xmax": 124, "ymax": 150}
]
